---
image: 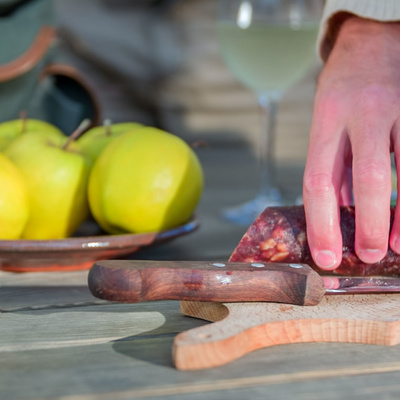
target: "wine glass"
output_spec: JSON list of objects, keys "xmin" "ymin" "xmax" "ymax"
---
[{"xmin": 218, "ymin": 0, "xmax": 323, "ymax": 225}]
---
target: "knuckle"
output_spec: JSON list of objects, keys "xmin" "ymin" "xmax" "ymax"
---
[
  {"xmin": 355, "ymin": 160, "xmax": 389, "ymax": 189},
  {"xmin": 357, "ymin": 217, "xmax": 390, "ymax": 247},
  {"xmin": 316, "ymin": 84, "xmax": 393, "ymax": 118},
  {"xmin": 303, "ymin": 171, "xmax": 334, "ymax": 197},
  {"xmin": 314, "ymin": 91, "xmax": 343, "ymax": 118},
  {"xmin": 354, "ymin": 85, "xmax": 398, "ymax": 121},
  {"xmin": 361, "ymin": 224, "xmax": 388, "ymax": 241},
  {"xmin": 358, "ymin": 86, "xmax": 387, "ymax": 111},
  {"xmin": 359, "ymin": 226, "xmax": 388, "ymax": 243}
]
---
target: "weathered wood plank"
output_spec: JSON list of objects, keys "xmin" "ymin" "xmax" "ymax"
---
[
  {"xmin": 124, "ymin": 373, "xmax": 400, "ymax": 400},
  {"xmin": 0, "ymin": 270, "xmax": 102, "ymax": 311},
  {"xmin": 0, "ymin": 270, "xmax": 90, "ymax": 287},
  {"xmin": 2, "ymin": 340, "xmax": 400, "ymax": 400},
  {"xmin": 0, "ymin": 302, "xmax": 205, "ymax": 351}
]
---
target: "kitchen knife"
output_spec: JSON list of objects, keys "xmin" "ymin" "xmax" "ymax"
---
[{"xmin": 88, "ymin": 260, "xmax": 400, "ymax": 306}]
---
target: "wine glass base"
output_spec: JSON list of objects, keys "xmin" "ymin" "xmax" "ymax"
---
[{"xmin": 222, "ymin": 190, "xmax": 283, "ymax": 226}]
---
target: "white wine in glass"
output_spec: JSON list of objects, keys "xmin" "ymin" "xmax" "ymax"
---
[{"xmin": 218, "ymin": 0, "xmax": 323, "ymax": 225}]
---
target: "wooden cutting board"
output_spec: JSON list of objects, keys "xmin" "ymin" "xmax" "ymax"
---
[{"xmin": 173, "ymin": 294, "xmax": 400, "ymax": 370}]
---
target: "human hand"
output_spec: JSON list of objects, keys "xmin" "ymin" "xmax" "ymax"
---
[{"xmin": 303, "ymin": 16, "xmax": 400, "ymax": 270}]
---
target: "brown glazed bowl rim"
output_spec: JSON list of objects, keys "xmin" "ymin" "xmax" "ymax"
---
[{"xmin": 0, "ymin": 217, "xmax": 199, "ymax": 272}]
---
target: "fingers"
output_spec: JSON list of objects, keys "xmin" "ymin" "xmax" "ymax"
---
[
  {"xmin": 303, "ymin": 109, "xmax": 348, "ymax": 271},
  {"xmin": 351, "ymin": 117, "xmax": 392, "ymax": 264},
  {"xmin": 305, "ymin": 94, "xmax": 394, "ymax": 269},
  {"xmin": 339, "ymin": 166, "xmax": 353, "ymax": 206},
  {"xmin": 390, "ymin": 122, "xmax": 400, "ymax": 254},
  {"xmin": 321, "ymin": 276, "xmax": 340, "ymax": 290}
]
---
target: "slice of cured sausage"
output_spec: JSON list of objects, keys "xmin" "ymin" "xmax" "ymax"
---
[{"xmin": 229, "ymin": 205, "xmax": 399, "ymax": 276}]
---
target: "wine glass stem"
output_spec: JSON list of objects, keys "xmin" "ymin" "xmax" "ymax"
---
[{"xmin": 257, "ymin": 93, "xmax": 279, "ymax": 198}]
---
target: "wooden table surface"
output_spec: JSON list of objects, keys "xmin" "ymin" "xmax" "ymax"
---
[{"xmin": 3, "ymin": 80, "xmax": 400, "ymax": 400}]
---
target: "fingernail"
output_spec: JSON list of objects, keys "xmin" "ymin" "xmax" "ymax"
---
[
  {"xmin": 358, "ymin": 249, "xmax": 384, "ymax": 264},
  {"xmin": 315, "ymin": 250, "xmax": 337, "ymax": 270},
  {"xmin": 392, "ymin": 238, "xmax": 400, "ymax": 254}
]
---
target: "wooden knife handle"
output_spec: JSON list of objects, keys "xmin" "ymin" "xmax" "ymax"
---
[{"xmin": 88, "ymin": 260, "xmax": 325, "ymax": 306}]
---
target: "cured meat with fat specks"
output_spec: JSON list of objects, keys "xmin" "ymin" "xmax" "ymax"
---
[{"xmin": 229, "ymin": 205, "xmax": 399, "ymax": 276}]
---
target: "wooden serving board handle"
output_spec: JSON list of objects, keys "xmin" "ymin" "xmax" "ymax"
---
[{"xmin": 173, "ymin": 294, "xmax": 400, "ymax": 370}]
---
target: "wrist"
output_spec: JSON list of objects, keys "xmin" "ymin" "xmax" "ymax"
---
[{"xmin": 323, "ymin": 14, "xmax": 400, "ymax": 61}]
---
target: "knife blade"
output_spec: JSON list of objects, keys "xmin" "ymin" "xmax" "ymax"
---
[
  {"xmin": 322, "ymin": 275, "xmax": 400, "ymax": 293},
  {"xmin": 88, "ymin": 260, "xmax": 400, "ymax": 306}
]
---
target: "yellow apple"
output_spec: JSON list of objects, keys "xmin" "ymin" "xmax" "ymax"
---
[
  {"xmin": 4, "ymin": 130, "xmax": 91, "ymax": 240},
  {"xmin": 0, "ymin": 118, "xmax": 64, "ymax": 151},
  {"xmin": 77, "ymin": 121, "xmax": 142, "ymax": 163},
  {"xmin": 88, "ymin": 127, "xmax": 203, "ymax": 233},
  {"xmin": 0, "ymin": 154, "xmax": 29, "ymax": 239}
]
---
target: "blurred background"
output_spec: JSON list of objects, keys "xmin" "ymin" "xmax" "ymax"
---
[
  {"xmin": 1, "ymin": 0, "xmax": 321, "ymax": 213},
  {"xmin": 54, "ymin": 0, "xmax": 320, "ymax": 198}
]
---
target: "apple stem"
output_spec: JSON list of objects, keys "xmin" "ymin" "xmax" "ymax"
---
[
  {"xmin": 62, "ymin": 119, "xmax": 91, "ymax": 150},
  {"xmin": 190, "ymin": 140, "xmax": 208, "ymax": 149},
  {"xmin": 104, "ymin": 119, "xmax": 112, "ymax": 136},
  {"xmin": 20, "ymin": 110, "xmax": 27, "ymax": 133}
]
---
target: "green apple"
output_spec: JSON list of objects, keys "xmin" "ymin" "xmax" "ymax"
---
[
  {"xmin": 0, "ymin": 118, "xmax": 64, "ymax": 151},
  {"xmin": 88, "ymin": 127, "xmax": 203, "ymax": 233},
  {"xmin": 0, "ymin": 153, "xmax": 29, "ymax": 239},
  {"xmin": 4, "ymin": 128, "xmax": 91, "ymax": 240},
  {"xmin": 77, "ymin": 120, "xmax": 142, "ymax": 163}
]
